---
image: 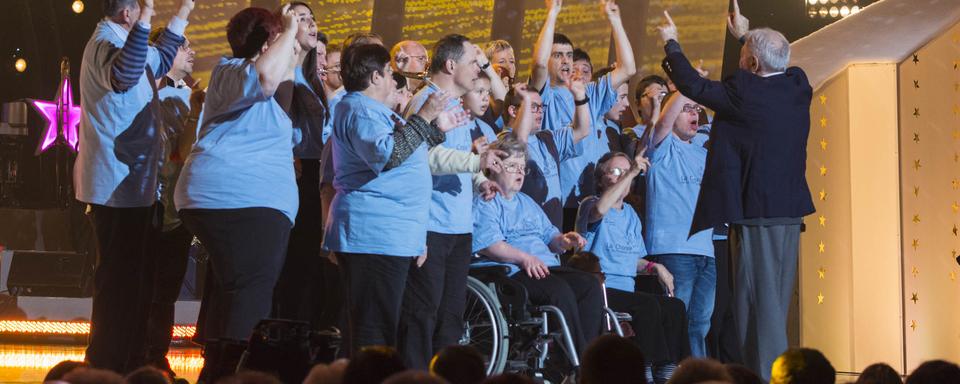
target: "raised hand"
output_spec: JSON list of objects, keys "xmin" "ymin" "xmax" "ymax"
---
[
  {"xmin": 140, "ymin": 0, "xmax": 156, "ymax": 21},
  {"xmin": 567, "ymin": 78, "xmax": 587, "ymax": 101},
  {"xmin": 435, "ymin": 109, "xmax": 470, "ymax": 133},
  {"xmin": 657, "ymin": 10, "xmax": 678, "ymax": 43},
  {"xmin": 474, "ymin": 44, "xmax": 491, "ymax": 69},
  {"xmin": 727, "ymin": 0, "xmax": 749, "ymax": 39},
  {"xmin": 601, "ymin": 0, "xmax": 620, "ymax": 20},
  {"xmin": 176, "ymin": 0, "xmax": 196, "ymax": 19},
  {"xmin": 546, "ymin": 0, "xmax": 563, "ymax": 16},
  {"xmin": 480, "ymin": 148, "xmax": 507, "ymax": 174},
  {"xmin": 417, "ymin": 91, "xmax": 452, "ymax": 122},
  {"xmin": 633, "ymin": 152, "xmax": 651, "ymax": 174},
  {"xmin": 695, "ymin": 59, "xmax": 709, "ymax": 78},
  {"xmin": 281, "ymin": 4, "xmax": 299, "ymax": 32}
]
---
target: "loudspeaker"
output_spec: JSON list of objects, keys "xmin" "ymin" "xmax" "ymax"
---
[{"xmin": 7, "ymin": 250, "xmax": 93, "ymax": 297}]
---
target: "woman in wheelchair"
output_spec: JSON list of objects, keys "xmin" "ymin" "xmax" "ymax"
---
[
  {"xmin": 572, "ymin": 151, "xmax": 691, "ymax": 383},
  {"xmin": 471, "ymin": 135, "xmax": 605, "ymax": 354}
]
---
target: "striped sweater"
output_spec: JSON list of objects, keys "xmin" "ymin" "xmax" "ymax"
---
[{"xmin": 110, "ymin": 22, "xmax": 184, "ymax": 92}]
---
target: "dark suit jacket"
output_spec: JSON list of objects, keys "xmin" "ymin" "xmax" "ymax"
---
[{"xmin": 661, "ymin": 41, "xmax": 816, "ymax": 234}]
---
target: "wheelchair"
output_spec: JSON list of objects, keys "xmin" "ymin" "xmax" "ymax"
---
[{"xmin": 460, "ymin": 266, "xmax": 629, "ymax": 383}]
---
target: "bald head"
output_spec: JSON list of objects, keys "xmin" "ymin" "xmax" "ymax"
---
[{"xmin": 391, "ymin": 40, "xmax": 428, "ymax": 73}]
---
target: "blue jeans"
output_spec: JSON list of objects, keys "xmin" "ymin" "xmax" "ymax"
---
[{"xmin": 650, "ymin": 254, "xmax": 716, "ymax": 357}]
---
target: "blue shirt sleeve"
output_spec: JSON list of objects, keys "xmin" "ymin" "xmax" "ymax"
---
[
  {"xmin": 208, "ymin": 61, "xmax": 270, "ymax": 119},
  {"xmin": 587, "ymin": 73, "xmax": 617, "ymax": 122},
  {"xmin": 349, "ymin": 114, "xmax": 397, "ymax": 174},
  {"xmin": 553, "ymin": 126, "xmax": 585, "ymax": 161},
  {"xmin": 576, "ymin": 196, "xmax": 601, "ymax": 234},
  {"xmin": 472, "ymin": 197, "xmax": 505, "ymax": 253},
  {"xmin": 536, "ymin": 199, "xmax": 562, "ymax": 245}
]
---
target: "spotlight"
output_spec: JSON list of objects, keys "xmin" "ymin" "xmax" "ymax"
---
[
  {"xmin": 829, "ymin": 6, "xmax": 839, "ymax": 17},
  {"xmin": 818, "ymin": 7, "xmax": 828, "ymax": 17},
  {"xmin": 851, "ymin": 5, "xmax": 860, "ymax": 13},
  {"xmin": 840, "ymin": 6, "xmax": 850, "ymax": 17},
  {"xmin": 14, "ymin": 58, "xmax": 26, "ymax": 73},
  {"xmin": 808, "ymin": 0, "xmax": 817, "ymax": 4},
  {"xmin": 71, "ymin": 0, "xmax": 84, "ymax": 14}
]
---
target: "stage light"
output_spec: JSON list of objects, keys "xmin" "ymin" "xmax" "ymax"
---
[
  {"xmin": 808, "ymin": 0, "xmax": 818, "ymax": 5},
  {"xmin": 818, "ymin": 7, "xmax": 828, "ymax": 17},
  {"xmin": 829, "ymin": 0, "xmax": 838, "ymax": 3},
  {"xmin": 840, "ymin": 6, "xmax": 850, "ymax": 17},
  {"xmin": 829, "ymin": 6, "xmax": 839, "ymax": 17},
  {"xmin": 14, "ymin": 58, "xmax": 26, "ymax": 73},
  {"xmin": 72, "ymin": 0, "xmax": 84, "ymax": 14},
  {"xmin": 0, "ymin": 320, "xmax": 197, "ymax": 340},
  {"xmin": 851, "ymin": 5, "xmax": 860, "ymax": 13}
]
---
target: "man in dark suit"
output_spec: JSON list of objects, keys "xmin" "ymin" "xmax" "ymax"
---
[{"xmin": 657, "ymin": 1, "xmax": 815, "ymax": 379}]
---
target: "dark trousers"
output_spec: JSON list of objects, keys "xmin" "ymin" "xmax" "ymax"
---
[
  {"xmin": 606, "ymin": 288, "xmax": 690, "ymax": 364},
  {"xmin": 706, "ymin": 239, "xmax": 742, "ymax": 363},
  {"xmin": 85, "ymin": 203, "xmax": 160, "ymax": 374},
  {"xmin": 730, "ymin": 223, "xmax": 801, "ymax": 381},
  {"xmin": 338, "ymin": 252, "xmax": 412, "ymax": 356},
  {"xmin": 179, "ymin": 208, "xmax": 290, "ymax": 342},
  {"xmin": 274, "ymin": 159, "xmax": 325, "ymax": 327},
  {"xmin": 398, "ymin": 232, "xmax": 472, "ymax": 369},
  {"xmin": 512, "ymin": 267, "xmax": 604, "ymax": 352},
  {"xmin": 144, "ymin": 223, "xmax": 194, "ymax": 372},
  {"xmin": 317, "ymin": 258, "xmax": 343, "ymax": 330}
]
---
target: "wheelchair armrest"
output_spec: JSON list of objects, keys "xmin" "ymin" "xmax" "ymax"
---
[{"xmin": 468, "ymin": 265, "xmax": 512, "ymax": 281}]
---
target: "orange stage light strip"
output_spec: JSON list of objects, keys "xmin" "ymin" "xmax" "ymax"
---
[
  {"xmin": 0, "ymin": 345, "xmax": 204, "ymax": 371},
  {"xmin": 0, "ymin": 320, "xmax": 196, "ymax": 340}
]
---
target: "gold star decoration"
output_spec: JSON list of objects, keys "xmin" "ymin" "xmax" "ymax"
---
[
  {"xmin": 820, "ymin": 117, "xmax": 827, "ymax": 128},
  {"xmin": 913, "ymin": 108, "xmax": 920, "ymax": 117},
  {"xmin": 955, "ymin": 60, "xmax": 960, "ymax": 70},
  {"xmin": 819, "ymin": 189, "xmax": 827, "ymax": 201},
  {"xmin": 953, "ymin": 224, "xmax": 958, "ymax": 236},
  {"xmin": 951, "ymin": 271, "xmax": 957, "ymax": 281},
  {"xmin": 954, "ymin": 130, "xmax": 960, "ymax": 140},
  {"xmin": 910, "ymin": 320, "xmax": 918, "ymax": 331},
  {"xmin": 955, "ymin": 152, "xmax": 959, "ymax": 162},
  {"xmin": 953, "ymin": 201, "xmax": 959, "ymax": 213},
  {"xmin": 817, "ymin": 267, "xmax": 826, "ymax": 279},
  {"xmin": 953, "ymin": 179, "xmax": 959, "ymax": 189},
  {"xmin": 913, "ymin": 214, "xmax": 921, "ymax": 223},
  {"xmin": 819, "ymin": 95, "xmax": 827, "ymax": 105},
  {"xmin": 819, "ymin": 138, "xmax": 828, "ymax": 151},
  {"xmin": 912, "ymin": 54, "xmax": 919, "ymax": 64},
  {"xmin": 954, "ymin": 104, "xmax": 960, "ymax": 115},
  {"xmin": 911, "ymin": 292, "xmax": 919, "ymax": 304},
  {"xmin": 817, "ymin": 292, "xmax": 824, "ymax": 304},
  {"xmin": 955, "ymin": 82, "xmax": 960, "ymax": 92},
  {"xmin": 913, "ymin": 132, "xmax": 920, "ymax": 143},
  {"xmin": 818, "ymin": 215, "xmax": 827, "ymax": 227},
  {"xmin": 953, "ymin": 250, "xmax": 957, "ymax": 259},
  {"xmin": 820, "ymin": 165, "xmax": 828, "ymax": 176},
  {"xmin": 912, "ymin": 239, "xmax": 920, "ymax": 250},
  {"xmin": 914, "ymin": 186, "xmax": 920, "ymax": 197},
  {"xmin": 818, "ymin": 241, "xmax": 825, "ymax": 253},
  {"xmin": 913, "ymin": 80, "xmax": 920, "ymax": 89},
  {"xmin": 913, "ymin": 159, "xmax": 922, "ymax": 170},
  {"xmin": 912, "ymin": 266, "xmax": 920, "ymax": 277}
]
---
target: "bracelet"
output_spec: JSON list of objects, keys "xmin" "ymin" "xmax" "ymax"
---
[
  {"xmin": 574, "ymin": 96, "xmax": 589, "ymax": 106},
  {"xmin": 480, "ymin": 62, "xmax": 491, "ymax": 70},
  {"xmin": 643, "ymin": 262, "xmax": 657, "ymax": 274}
]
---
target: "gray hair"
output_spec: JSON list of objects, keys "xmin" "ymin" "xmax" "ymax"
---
[
  {"xmin": 744, "ymin": 28, "xmax": 790, "ymax": 73},
  {"xmin": 103, "ymin": 0, "xmax": 138, "ymax": 18},
  {"xmin": 489, "ymin": 134, "xmax": 527, "ymax": 161}
]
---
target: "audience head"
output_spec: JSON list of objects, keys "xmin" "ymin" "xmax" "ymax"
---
[
  {"xmin": 464, "ymin": 73, "xmax": 492, "ymax": 117},
  {"xmin": 855, "ymin": 363, "xmax": 902, "ymax": 384},
  {"xmin": 571, "ymin": 48, "xmax": 592, "ymax": 83},
  {"xmin": 150, "ymin": 28, "xmax": 195, "ymax": 79},
  {"xmin": 480, "ymin": 373, "xmax": 535, "ymax": 384},
  {"xmin": 44, "ymin": 360, "xmax": 88, "ymax": 382},
  {"xmin": 384, "ymin": 370, "xmax": 449, "ymax": 384},
  {"xmin": 343, "ymin": 32, "xmax": 384, "ymax": 48},
  {"xmin": 503, "ymin": 86, "xmax": 543, "ymax": 129},
  {"xmin": 430, "ymin": 345, "xmax": 486, "ymax": 384},
  {"xmin": 103, "ymin": 0, "xmax": 140, "ymax": 30},
  {"xmin": 594, "ymin": 151, "xmax": 637, "ymax": 198},
  {"xmin": 392, "ymin": 40, "xmax": 429, "ymax": 75},
  {"xmin": 342, "ymin": 345, "xmax": 407, "ymax": 384},
  {"xmin": 606, "ymin": 82, "xmax": 630, "ymax": 123},
  {"xmin": 227, "ymin": 7, "xmax": 282, "ymax": 59},
  {"xmin": 216, "ymin": 371, "xmax": 281, "ymax": 384},
  {"xmin": 279, "ymin": 2, "xmax": 318, "ymax": 52},
  {"xmin": 740, "ymin": 28, "xmax": 790, "ymax": 75},
  {"xmin": 635, "ymin": 75, "xmax": 668, "ymax": 124},
  {"xmin": 486, "ymin": 135, "xmax": 528, "ymax": 197},
  {"xmin": 904, "ymin": 360, "xmax": 960, "ymax": 384},
  {"xmin": 661, "ymin": 92, "xmax": 701, "ymax": 142},
  {"xmin": 341, "ymin": 43, "xmax": 394, "ymax": 99},
  {"xmin": 124, "ymin": 366, "xmax": 172, "ymax": 384},
  {"xmin": 430, "ymin": 34, "xmax": 480, "ymax": 96},
  {"xmin": 549, "ymin": 33, "xmax": 575, "ymax": 85},
  {"xmin": 303, "ymin": 358, "xmax": 349, "ymax": 384},
  {"xmin": 485, "ymin": 40, "xmax": 516, "ymax": 80},
  {"xmin": 60, "ymin": 367, "xmax": 125, "ymax": 384},
  {"xmin": 324, "ymin": 43, "xmax": 343, "ymax": 90},
  {"xmin": 770, "ymin": 348, "xmax": 836, "ymax": 384},
  {"xmin": 669, "ymin": 358, "xmax": 733, "ymax": 384},
  {"xmin": 579, "ymin": 334, "xmax": 646, "ymax": 384},
  {"xmin": 725, "ymin": 364, "xmax": 765, "ymax": 384}
]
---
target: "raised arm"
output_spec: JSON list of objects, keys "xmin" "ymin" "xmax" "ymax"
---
[
  {"xmin": 529, "ymin": 0, "xmax": 562, "ymax": 91},
  {"xmin": 569, "ymin": 79, "xmax": 591, "ymax": 143},
  {"xmin": 602, "ymin": 0, "xmax": 636, "ymax": 88},
  {"xmin": 650, "ymin": 92, "xmax": 689, "ymax": 147},
  {"xmin": 658, "ymin": 10, "xmax": 737, "ymax": 114},
  {"xmin": 588, "ymin": 154, "xmax": 648, "ymax": 223},
  {"xmin": 476, "ymin": 44, "xmax": 508, "ymax": 117},
  {"xmin": 256, "ymin": 4, "xmax": 298, "ymax": 97},
  {"xmin": 509, "ymin": 85, "xmax": 536, "ymax": 144},
  {"xmin": 150, "ymin": 0, "xmax": 194, "ymax": 78}
]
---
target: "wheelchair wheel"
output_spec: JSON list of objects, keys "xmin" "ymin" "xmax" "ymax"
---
[{"xmin": 462, "ymin": 276, "xmax": 509, "ymax": 375}]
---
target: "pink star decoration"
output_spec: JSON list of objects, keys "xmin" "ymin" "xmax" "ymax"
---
[{"xmin": 31, "ymin": 76, "xmax": 81, "ymax": 154}]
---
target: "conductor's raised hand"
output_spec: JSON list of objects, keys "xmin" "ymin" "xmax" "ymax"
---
[
  {"xmin": 657, "ymin": 10, "xmax": 679, "ymax": 43},
  {"xmin": 727, "ymin": 0, "xmax": 749, "ymax": 39}
]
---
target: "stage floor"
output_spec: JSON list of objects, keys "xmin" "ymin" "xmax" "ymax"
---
[{"xmin": 0, "ymin": 344, "xmax": 201, "ymax": 383}]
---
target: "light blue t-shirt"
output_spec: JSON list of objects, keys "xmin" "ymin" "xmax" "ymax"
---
[
  {"xmin": 404, "ymin": 85, "xmax": 474, "ymax": 234},
  {"xmin": 521, "ymin": 128, "xmax": 583, "ymax": 229},
  {"xmin": 319, "ymin": 88, "xmax": 347, "ymax": 185},
  {"xmin": 472, "ymin": 192, "xmax": 561, "ymax": 276},
  {"xmin": 471, "ymin": 118, "xmax": 498, "ymax": 143},
  {"xmin": 644, "ymin": 133, "xmax": 714, "ymax": 257},
  {"xmin": 75, "ymin": 19, "xmax": 187, "ymax": 208},
  {"xmin": 322, "ymin": 88, "xmax": 345, "ymax": 145},
  {"xmin": 539, "ymin": 74, "xmax": 616, "ymax": 133},
  {"xmin": 559, "ymin": 118, "xmax": 621, "ymax": 208},
  {"xmin": 323, "ymin": 92, "xmax": 431, "ymax": 257},
  {"xmin": 174, "ymin": 57, "xmax": 298, "ymax": 224},
  {"xmin": 576, "ymin": 196, "xmax": 647, "ymax": 292},
  {"xmin": 291, "ymin": 66, "xmax": 326, "ymax": 159}
]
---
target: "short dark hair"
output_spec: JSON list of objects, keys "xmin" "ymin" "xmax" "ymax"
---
[
  {"xmin": 430, "ymin": 345, "xmax": 486, "ymax": 384},
  {"xmin": 771, "ymin": 348, "xmax": 836, "ymax": 384},
  {"xmin": 567, "ymin": 251, "xmax": 601, "ymax": 274},
  {"xmin": 726, "ymin": 364, "xmax": 765, "ymax": 384},
  {"xmin": 227, "ymin": 8, "xmax": 282, "ymax": 59},
  {"xmin": 317, "ymin": 31, "xmax": 329, "ymax": 46},
  {"xmin": 341, "ymin": 44, "xmax": 391, "ymax": 92},
  {"xmin": 44, "ymin": 360, "xmax": 88, "ymax": 382},
  {"xmin": 124, "ymin": 366, "xmax": 171, "ymax": 384},
  {"xmin": 594, "ymin": 152, "xmax": 635, "ymax": 193},
  {"xmin": 343, "ymin": 32, "xmax": 383, "ymax": 48},
  {"xmin": 636, "ymin": 74, "xmax": 668, "ymax": 101},
  {"xmin": 905, "ymin": 360, "xmax": 960, "ymax": 384},
  {"xmin": 103, "ymin": 0, "xmax": 137, "ymax": 18},
  {"xmin": 855, "ymin": 363, "xmax": 903, "ymax": 384},
  {"xmin": 553, "ymin": 33, "xmax": 573, "ymax": 47},
  {"xmin": 430, "ymin": 34, "xmax": 470, "ymax": 75},
  {"xmin": 572, "ymin": 48, "xmax": 591, "ymax": 64},
  {"xmin": 580, "ymin": 335, "xmax": 647, "ymax": 384},
  {"xmin": 342, "ymin": 346, "xmax": 406, "ymax": 384},
  {"xmin": 669, "ymin": 358, "xmax": 733, "ymax": 384}
]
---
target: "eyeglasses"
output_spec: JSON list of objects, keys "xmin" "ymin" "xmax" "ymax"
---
[
  {"xmin": 606, "ymin": 167, "xmax": 627, "ymax": 177},
  {"xmin": 503, "ymin": 162, "xmax": 530, "ymax": 175},
  {"xmin": 644, "ymin": 90, "xmax": 668, "ymax": 101},
  {"xmin": 682, "ymin": 104, "xmax": 704, "ymax": 114},
  {"xmin": 528, "ymin": 103, "xmax": 544, "ymax": 113}
]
